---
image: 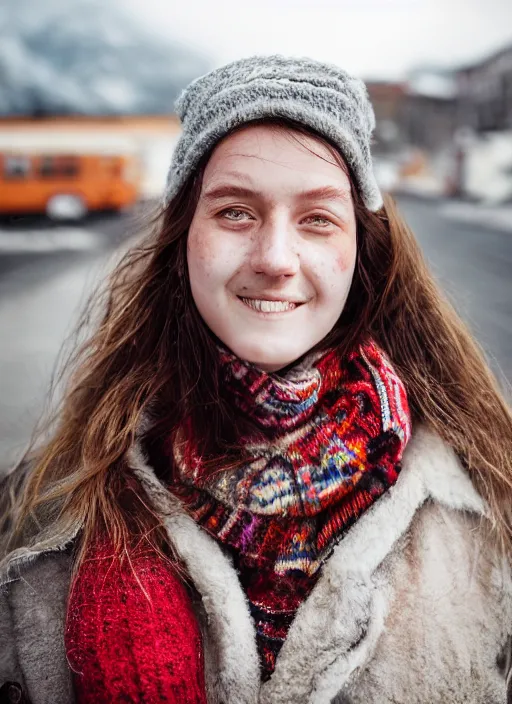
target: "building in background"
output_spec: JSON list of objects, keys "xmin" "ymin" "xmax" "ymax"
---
[
  {"xmin": 455, "ymin": 44, "xmax": 512, "ymax": 133},
  {"xmin": 364, "ymin": 81, "xmax": 407, "ymax": 156},
  {"xmin": 367, "ymin": 71, "xmax": 457, "ymax": 153},
  {"xmin": 452, "ymin": 44, "xmax": 512, "ymax": 202},
  {"xmin": 366, "ymin": 71, "xmax": 458, "ymax": 195},
  {"xmin": 400, "ymin": 69, "xmax": 458, "ymax": 153},
  {"xmin": 367, "ymin": 42, "xmax": 512, "ymax": 202}
]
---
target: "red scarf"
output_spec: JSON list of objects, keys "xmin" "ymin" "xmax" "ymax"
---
[
  {"xmin": 65, "ymin": 539, "xmax": 207, "ymax": 703},
  {"xmin": 169, "ymin": 340, "xmax": 411, "ymax": 679}
]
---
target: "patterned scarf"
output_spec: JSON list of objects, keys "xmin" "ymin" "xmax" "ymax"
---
[{"xmin": 166, "ymin": 340, "xmax": 411, "ymax": 680}]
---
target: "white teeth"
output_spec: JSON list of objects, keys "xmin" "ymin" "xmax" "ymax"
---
[{"xmin": 240, "ymin": 298, "xmax": 297, "ymax": 313}]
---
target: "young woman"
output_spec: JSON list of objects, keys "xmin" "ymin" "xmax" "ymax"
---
[{"xmin": 1, "ymin": 55, "xmax": 511, "ymax": 704}]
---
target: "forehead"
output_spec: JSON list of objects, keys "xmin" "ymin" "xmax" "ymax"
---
[{"xmin": 202, "ymin": 124, "xmax": 351, "ymax": 192}]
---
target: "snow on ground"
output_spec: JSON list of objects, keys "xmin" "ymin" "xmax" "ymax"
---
[
  {"xmin": 0, "ymin": 226, "xmax": 103, "ymax": 253},
  {"xmin": 439, "ymin": 200, "xmax": 512, "ymax": 233},
  {"xmin": 464, "ymin": 131, "xmax": 512, "ymax": 204}
]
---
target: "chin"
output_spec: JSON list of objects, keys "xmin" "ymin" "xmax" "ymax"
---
[
  {"xmin": 252, "ymin": 360, "xmax": 290, "ymax": 373},
  {"xmin": 231, "ymin": 339, "xmax": 305, "ymax": 373}
]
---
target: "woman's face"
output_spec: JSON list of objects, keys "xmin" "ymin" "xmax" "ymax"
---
[{"xmin": 187, "ymin": 124, "xmax": 357, "ymax": 372}]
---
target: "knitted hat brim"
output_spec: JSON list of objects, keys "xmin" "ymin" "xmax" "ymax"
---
[{"xmin": 166, "ymin": 111, "xmax": 383, "ymax": 212}]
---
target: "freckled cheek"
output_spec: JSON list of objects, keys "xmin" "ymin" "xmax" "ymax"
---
[
  {"xmin": 188, "ymin": 229, "xmax": 243, "ymax": 284},
  {"xmin": 188, "ymin": 228, "xmax": 214, "ymax": 265},
  {"xmin": 306, "ymin": 240, "xmax": 356, "ymax": 302},
  {"xmin": 332, "ymin": 239, "xmax": 357, "ymax": 273}
]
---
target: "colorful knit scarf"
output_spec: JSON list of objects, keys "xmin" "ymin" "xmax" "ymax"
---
[{"xmin": 167, "ymin": 340, "xmax": 411, "ymax": 680}]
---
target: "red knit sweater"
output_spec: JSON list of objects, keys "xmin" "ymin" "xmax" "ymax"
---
[{"xmin": 65, "ymin": 539, "xmax": 207, "ymax": 703}]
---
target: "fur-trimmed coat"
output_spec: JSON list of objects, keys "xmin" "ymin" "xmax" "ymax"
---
[{"xmin": 1, "ymin": 426, "xmax": 511, "ymax": 704}]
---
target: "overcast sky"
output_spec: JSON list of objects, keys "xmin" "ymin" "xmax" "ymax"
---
[{"xmin": 126, "ymin": 0, "xmax": 512, "ymax": 80}]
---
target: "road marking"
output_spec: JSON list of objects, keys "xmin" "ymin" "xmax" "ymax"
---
[{"xmin": 0, "ymin": 227, "xmax": 102, "ymax": 253}]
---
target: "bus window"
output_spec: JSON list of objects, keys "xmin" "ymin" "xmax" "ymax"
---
[
  {"xmin": 39, "ymin": 157, "xmax": 54, "ymax": 178},
  {"xmin": 61, "ymin": 158, "xmax": 79, "ymax": 177},
  {"xmin": 39, "ymin": 156, "xmax": 79, "ymax": 179},
  {"xmin": 4, "ymin": 156, "xmax": 31, "ymax": 180},
  {"xmin": 110, "ymin": 158, "xmax": 122, "ymax": 178}
]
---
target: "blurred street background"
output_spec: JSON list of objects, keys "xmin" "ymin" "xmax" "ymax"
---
[{"xmin": 0, "ymin": 0, "xmax": 511, "ymax": 471}]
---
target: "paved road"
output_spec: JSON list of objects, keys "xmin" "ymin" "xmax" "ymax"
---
[
  {"xmin": 0, "ymin": 195, "xmax": 510, "ymax": 471},
  {"xmin": 0, "ymin": 206, "xmax": 150, "ymax": 471},
  {"xmin": 396, "ymin": 195, "xmax": 511, "ymax": 388}
]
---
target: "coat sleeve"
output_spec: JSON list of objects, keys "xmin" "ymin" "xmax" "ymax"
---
[
  {"xmin": 0, "ymin": 584, "xmax": 28, "ymax": 700},
  {"xmin": 494, "ymin": 557, "xmax": 512, "ymax": 701},
  {"xmin": 0, "ymin": 461, "xmax": 36, "ymax": 703},
  {"xmin": 0, "ymin": 459, "xmax": 38, "ymax": 556}
]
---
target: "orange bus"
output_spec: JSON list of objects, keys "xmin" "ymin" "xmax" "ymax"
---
[{"xmin": 0, "ymin": 134, "xmax": 141, "ymax": 220}]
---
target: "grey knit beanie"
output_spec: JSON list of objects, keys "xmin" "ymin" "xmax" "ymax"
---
[{"xmin": 164, "ymin": 54, "xmax": 383, "ymax": 211}]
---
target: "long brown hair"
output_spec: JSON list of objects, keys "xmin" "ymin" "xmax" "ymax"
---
[{"xmin": 1, "ymin": 117, "xmax": 511, "ymax": 573}]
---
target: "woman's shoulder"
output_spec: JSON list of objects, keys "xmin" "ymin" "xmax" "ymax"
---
[
  {"xmin": 326, "ymin": 424, "xmax": 502, "ymax": 584},
  {"xmin": 0, "ymin": 459, "xmax": 78, "ymax": 591},
  {"xmin": 402, "ymin": 424, "xmax": 485, "ymax": 514},
  {"xmin": 377, "ymin": 425, "xmax": 511, "ymax": 616}
]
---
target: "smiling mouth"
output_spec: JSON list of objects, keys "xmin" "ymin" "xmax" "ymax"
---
[{"xmin": 237, "ymin": 297, "xmax": 305, "ymax": 313}]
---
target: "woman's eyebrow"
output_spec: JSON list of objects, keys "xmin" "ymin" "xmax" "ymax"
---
[
  {"xmin": 298, "ymin": 186, "xmax": 351, "ymax": 204},
  {"xmin": 203, "ymin": 184, "xmax": 262, "ymax": 203},
  {"xmin": 202, "ymin": 183, "xmax": 351, "ymax": 204}
]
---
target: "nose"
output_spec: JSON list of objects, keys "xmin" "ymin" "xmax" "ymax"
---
[{"xmin": 250, "ymin": 215, "xmax": 299, "ymax": 278}]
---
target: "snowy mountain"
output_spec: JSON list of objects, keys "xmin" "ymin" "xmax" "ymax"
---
[{"xmin": 0, "ymin": 0, "xmax": 210, "ymax": 116}]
